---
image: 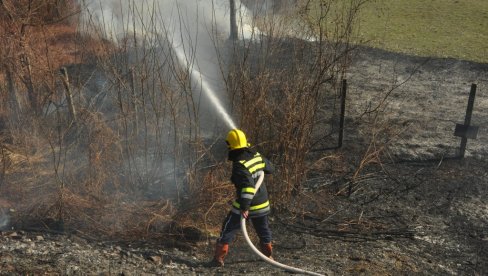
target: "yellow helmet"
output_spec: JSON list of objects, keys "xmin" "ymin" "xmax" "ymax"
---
[{"xmin": 226, "ymin": 129, "xmax": 249, "ymax": 150}]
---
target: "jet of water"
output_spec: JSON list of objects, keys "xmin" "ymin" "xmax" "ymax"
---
[
  {"xmin": 81, "ymin": 0, "xmax": 244, "ymax": 130},
  {"xmin": 172, "ymin": 44, "xmax": 237, "ymax": 130}
]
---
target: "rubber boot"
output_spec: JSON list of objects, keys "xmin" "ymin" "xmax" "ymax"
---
[
  {"xmin": 210, "ymin": 243, "xmax": 228, "ymax": 267},
  {"xmin": 259, "ymin": 242, "xmax": 273, "ymax": 260}
]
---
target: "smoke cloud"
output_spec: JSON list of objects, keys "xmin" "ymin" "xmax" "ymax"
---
[
  {"xmin": 76, "ymin": 0, "xmax": 267, "ymax": 197},
  {"xmin": 80, "ymin": 0, "xmax": 259, "ymax": 40},
  {"xmin": 0, "ymin": 209, "xmax": 9, "ymax": 230},
  {"xmin": 79, "ymin": 0, "xmax": 263, "ymax": 130}
]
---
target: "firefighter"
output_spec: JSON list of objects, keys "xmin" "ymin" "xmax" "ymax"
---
[{"xmin": 210, "ymin": 129, "xmax": 275, "ymax": 267}]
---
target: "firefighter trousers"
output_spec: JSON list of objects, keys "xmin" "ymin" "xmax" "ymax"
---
[{"xmin": 217, "ymin": 211, "xmax": 272, "ymax": 244}]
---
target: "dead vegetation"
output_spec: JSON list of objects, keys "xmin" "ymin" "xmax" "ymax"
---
[
  {"xmin": 0, "ymin": 0, "xmax": 414, "ymax": 245},
  {"xmin": 0, "ymin": 1, "xmax": 486, "ymax": 275}
]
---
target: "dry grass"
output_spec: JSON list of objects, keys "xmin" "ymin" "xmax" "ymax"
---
[
  {"xmin": 0, "ymin": 0, "xmax": 383, "ymax": 241},
  {"xmin": 177, "ymin": 164, "xmax": 234, "ymax": 238}
]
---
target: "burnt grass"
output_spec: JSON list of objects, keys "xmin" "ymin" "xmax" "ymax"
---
[{"xmin": 1, "ymin": 47, "xmax": 488, "ymax": 275}]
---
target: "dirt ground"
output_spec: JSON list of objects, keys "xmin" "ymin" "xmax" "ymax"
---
[{"xmin": 1, "ymin": 47, "xmax": 487, "ymax": 275}]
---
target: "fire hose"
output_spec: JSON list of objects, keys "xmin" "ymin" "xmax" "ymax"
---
[{"xmin": 240, "ymin": 171, "xmax": 325, "ymax": 276}]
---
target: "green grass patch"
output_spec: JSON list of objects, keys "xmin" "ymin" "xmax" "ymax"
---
[{"xmin": 308, "ymin": 0, "xmax": 488, "ymax": 63}]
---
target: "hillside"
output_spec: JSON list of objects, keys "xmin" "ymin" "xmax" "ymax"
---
[
  {"xmin": 1, "ymin": 1, "xmax": 487, "ymax": 275},
  {"xmin": 1, "ymin": 44, "xmax": 487, "ymax": 275}
]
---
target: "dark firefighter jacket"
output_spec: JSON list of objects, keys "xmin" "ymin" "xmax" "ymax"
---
[{"xmin": 228, "ymin": 148, "xmax": 274, "ymax": 218}]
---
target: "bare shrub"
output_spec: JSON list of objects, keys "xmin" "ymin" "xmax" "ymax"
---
[
  {"xmin": 0, "ymin": 0, "xmax": 184, "ymax": 239},
  {"xmin": 68, "ymin": 0, "xmax": 370, "ymax": 234},
  {"xmin": 0, "ymin": 0, "xmax": 79, "ymax": 113},
  {"xmin": 227, "ymin": 0, "xmax": 366, "ymax": 207},
  {"xmin": 0, "ymin": 0, "xmax": 76, "ymax": 24},
  {"xmin": 0, "ymin": 0, "xmax": 373, "ymax": 240},
  {"xmin": 334, "ymin": 59, "xmax": 429, "ymax": 197},
  {"xmin": 172, "ymin": 163, "xmax": 233, "ymax": 238}
]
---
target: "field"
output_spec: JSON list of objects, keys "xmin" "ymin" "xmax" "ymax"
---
[
  {"xmin": 307, "ymin": 0, "xmax": 488, "ymax": 63},
  {"xmin": 0, "ymin": 1, "xmax": 487, "ymax": 275},
  {"xmin": 1, "ymin": 44, "xmax": 487, "ymax": 275}
]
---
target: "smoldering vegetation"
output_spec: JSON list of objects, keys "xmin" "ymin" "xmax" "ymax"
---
[
  {"xmin": 1, "ymin": 1, "xmax": 487, "ymax": 275},
  {"xmin": 0, "ymin": 0, "xmax": 363, "ymax": 241}
]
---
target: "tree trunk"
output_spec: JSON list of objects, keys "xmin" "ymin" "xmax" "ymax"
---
[{"xmin": 229, "ymin": 0, "xmax": 238, "ymax": 40}]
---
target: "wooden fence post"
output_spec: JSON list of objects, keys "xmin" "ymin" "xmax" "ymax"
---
[{"xmin": 454, "ymin": 83, "xmax": 478, "ymax": 158}]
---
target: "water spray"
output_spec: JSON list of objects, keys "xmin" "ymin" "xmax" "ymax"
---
[
  {"xmin": 241, "ymin": 171, "xmax": 325, "ymax": 276},
  {"xmin": 171, "ymin": 44, "xmax": 236, "ymax": 130},
  {"xmin": 164, "ymin": 0, "xmax": 238, "ymax": 130},
  {"xmin": 82, "ymin": 0, "xmax": 239, "ymax": 130}
]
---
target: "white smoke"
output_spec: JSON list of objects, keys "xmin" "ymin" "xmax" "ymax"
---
[
  {"xmin": 78, "ymin": 0, "xmax": 310, "ymax": 131},
  {"xmin": 0, "ymin": 209, "xmax": 9, "ymax": 230},
  {"xmin": 241, "ymin": 0, "xmax": 283, "ymax": 14},
  {"xmin": 79, "ymin": 0, "xmax": 262, "ymax": 129},
  {"xmin": 80, "ymin": 0, "xmax": 259, "ymax": 41}
]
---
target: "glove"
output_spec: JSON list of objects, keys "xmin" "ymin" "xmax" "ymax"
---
[{"xmin": 241, "ymin": 210, "xmax": 249, "ymax": 219}]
